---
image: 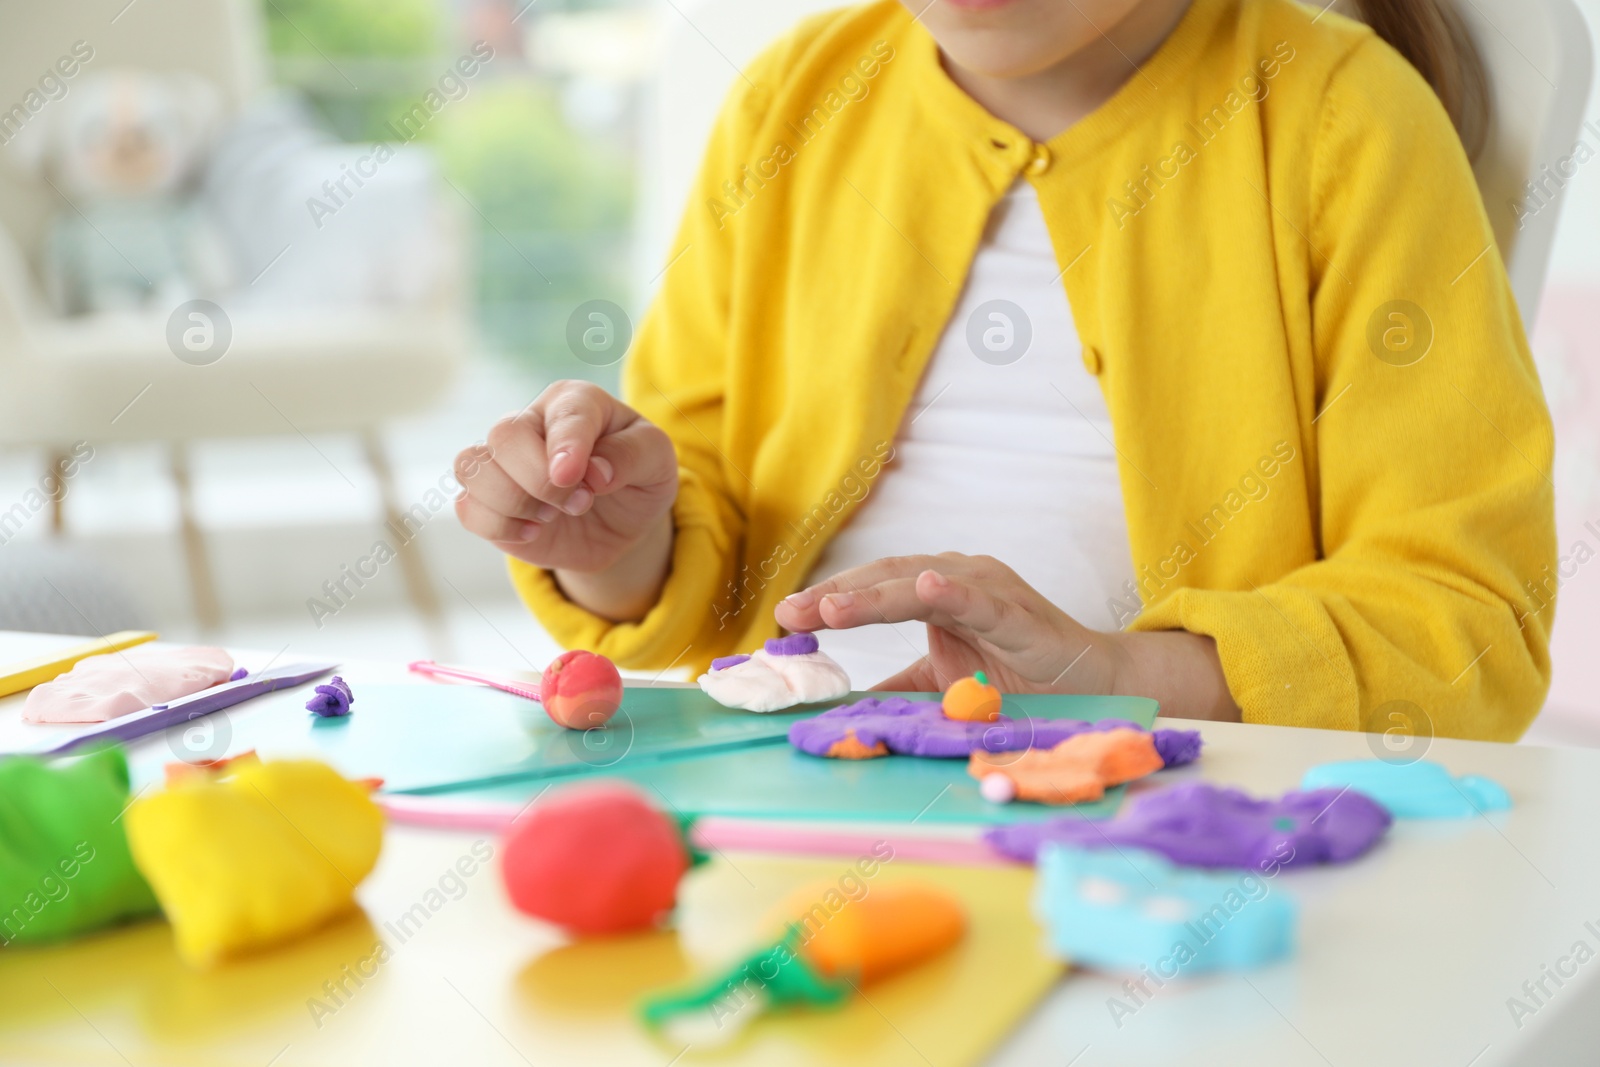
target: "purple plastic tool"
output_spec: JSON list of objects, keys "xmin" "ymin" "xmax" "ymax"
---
[{"xmin": 38, "ymin": 660, "xmax": 340, "ymax": 755}]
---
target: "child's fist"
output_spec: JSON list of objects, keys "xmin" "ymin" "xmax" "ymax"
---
[{"xmin": 454, "ymin": 381, "xmax": 678, "ymax": 574}]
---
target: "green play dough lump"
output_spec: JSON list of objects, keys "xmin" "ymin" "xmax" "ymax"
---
[{"xmin": 0, "ymin": 746, "xmax": 159, "ymax": 946}]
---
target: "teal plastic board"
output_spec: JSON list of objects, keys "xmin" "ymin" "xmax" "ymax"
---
[
  {"xmin": 124, "ymin": 683, "xmax": 816, "ymax": 793},
  {"xmin": 448, "ymin": 693, "xmax": 1162, "ymax": 824}
]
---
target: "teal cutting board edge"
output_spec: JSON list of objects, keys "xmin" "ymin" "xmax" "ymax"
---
[
  {"xmin": 123, "ymin": 684, "xmax": 1160, "ymax": 821},
  {"xmin": 125, "ymin": 683, "xmax": 819, "ymax": 794},
  {"xmin": 443, "ymin": 691, "xmax": 1162, "ymax": 824}
]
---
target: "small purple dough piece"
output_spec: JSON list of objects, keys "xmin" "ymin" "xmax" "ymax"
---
[
  {"xmin": 764, "ymin": 632, "xmax": 820, "ymax": 656},
  {"xmin": 985, "ymin": 781, "xmax": 1391, "ymax": 870},
  {"xmin": 710, "ymin": 654, "xmax": 751, "ymax": 671},
  {"xmin": 1152, "ymin": 728, "xmax": 1202, "ymax": 768},
  {"xmin": 306, "ymin": 675, "xmax": 355, "ymax": 718},
  {"xmin": 228, "ymin": 667, "xmax": 249, "ymax": 682},
  {"xmin": 787, "ymin": 696, "xmax": 1201, "ymax": 766}
]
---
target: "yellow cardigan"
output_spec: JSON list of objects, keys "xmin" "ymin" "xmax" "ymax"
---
[{"xmin": 512, "ymin": 0, "xmax": 1556, "ymax": 740}]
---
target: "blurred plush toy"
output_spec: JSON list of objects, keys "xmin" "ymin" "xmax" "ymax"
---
[
  {"xmin": 200, "ymin": 89, "xmax": 456, "ymax": 309},
  {"xmin": 8, "ymin": 70, "xmax": 229, "ymax": 315}
]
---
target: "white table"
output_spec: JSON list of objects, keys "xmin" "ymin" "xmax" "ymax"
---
[
  {"xmin": 2, "ymin": 631, "xmax": 1596, "ymax": 1066},
  {"xmin": 992, "ymin": 717, "xmax": 1600, "ymax": 1067}
]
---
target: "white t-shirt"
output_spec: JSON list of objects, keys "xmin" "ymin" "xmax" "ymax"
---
[{"xmin": 805, "ymin": 181, "xmax": 1135, "ymax": 685}]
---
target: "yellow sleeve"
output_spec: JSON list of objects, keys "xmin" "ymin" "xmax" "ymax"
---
[
  {"xmin": 509, "ymin": 54, "xmax": 781, "ymax": 670},
  {"xmin": 1131, "ymin": 38, "xmax": 1556, "ymax": 740}
]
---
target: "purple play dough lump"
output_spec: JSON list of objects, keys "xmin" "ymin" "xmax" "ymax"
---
[
  {"xmin": 306, "ymin": 675, "xmax": 355, "ymax": 718},
  {"xmin": 764, "ymin": 632, "xmax": 820, "ymax": 656},
  {"xmin": 710, "ymin": 654, "xmax": 751, "ymax": 671},
  {"xmin": 985, "ymin": 781, "xmax": 1392, "ymax": 870},
  {"xmin": 787, "ymin": 696, "xmax": 1201, "ymax": 765}
]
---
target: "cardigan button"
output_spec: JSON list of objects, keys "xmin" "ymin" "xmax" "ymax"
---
[
  {"xmin": 1025, "ymin": 144, "xmax": 1053, "ymax": 176},
  {"xmin": 1082, "ymin": 346, "xmax": 1103, "ymax": 375}
]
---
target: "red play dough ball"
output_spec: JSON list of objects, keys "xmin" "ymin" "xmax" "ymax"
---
[
  {"xmin": 539, "ymin": 650, "xmax": 623, "ymax": 729},
  {"xmin": 500, "ymin": 783, "xmax": 690, "ymax": 935}
]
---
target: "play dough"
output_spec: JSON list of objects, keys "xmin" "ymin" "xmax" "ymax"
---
[
  {"xmin": 986, "ymin": 782, "xmax": 1391, "ymax": 869},
  {"xmin": 698, "ymin": 633, "xmax": 850, "ymax": 712},
  {"xmin": 1300, "ymin": 759, "xmax": 1511, "ymax": 819},
  {"xmin": 123, "ymin": 758, "xmax": 384, "ymax": 968},
  {"xmin": 1034, "ymin": 844, "xmax": 1296, "ymax": 974},
  {"xmin": 970, "ymin": 728, "xmax": 1165, "ymax": 805},
  {"xmin": 942, "ymin": 672, "xmax": 1002, "ymax": 722},
  {"xmin": 22, "ymin": 645, "xmax": 235, "ymax": 723},
  {"xmin": 789, "ymin": 696, "xmax": 1202, "ymax": 765},
  {"xmin": 500, "ymin": 782, "xmax": 700, "ymax": 935},
  {"xmin": 0, "ymin": 747, "xmax": 159, "ymax": 945},
  {"xmin": 305, "ymin": 675, "xmax": 354, "ymax": 717},
  {"xmin": 639, "ymin": 881, "xmax": 965, "ymax": 1038},
  {"xmin": 540, "ymin": 650, "xmax": 624, "ymax": 729}
]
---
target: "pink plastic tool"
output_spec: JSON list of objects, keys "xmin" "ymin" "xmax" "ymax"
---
[
  {"xmin": 375, "ymin": 796, "xmax": 1007, "ymax": 866},
  {"xmin": 407, "ymin": 660, "xmax": 541, "ymax": 701}
]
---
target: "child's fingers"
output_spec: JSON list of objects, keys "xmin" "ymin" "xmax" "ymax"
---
[
  {"xmin": 587, "ymin": 420, "xmax": 678, "ymax": 497},
  {"xmin": 810, "ymin": 572, "xmax": 1025, "ymax": 646},
  {"xmin": 781, "ymin": 555, "xmax": 971, "ymax": 629},
  {"xmin": 487, "ymin": 416, "xmax": 591, "ymax": 515},
  {"xmin": 808, "ymin": 570, "xmax": 1040, "ymax": 662},
  {"xmin": 538, "ymin": 382, "xmax": 613, "ymax": 489},
  {"xmin": 773, "ymin": 594, "xmax": 821, "ymax": 632},
  {"xmin": 815, "ymin": 577, "xmax": 925, "ymax": 629},
  {"xmin": 813, "ymin": 555, "xmax": 963, "ymax": 594},
  {"xmin": 455, "ymin": 456, "xmax": 554, "ymax": 524},
  {"xmin": 911, "ymin": 570, "xmax": 1040, "ymax": 655},
  {"xmin": 455, "ymin": 494, "xmax": 541, "ymax": 545}
]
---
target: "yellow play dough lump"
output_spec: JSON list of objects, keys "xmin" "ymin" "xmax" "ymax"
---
[{"xmin": 124, "ymin": 759, "xmax": 384, "ymax": 968}]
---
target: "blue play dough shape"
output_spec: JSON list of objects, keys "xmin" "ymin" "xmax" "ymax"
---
[
  {"xmin": 1034, "ymin": 844, "xmax": 1296, "ymax": 975},
  {"xmin": 1299, "ymin": 759, "xmax": 1511, "ymax": 819}
]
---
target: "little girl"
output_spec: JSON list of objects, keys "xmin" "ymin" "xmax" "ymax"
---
[{"xmin": 454, "ymin": 0, "xmax": 1555, "ymax": 740}]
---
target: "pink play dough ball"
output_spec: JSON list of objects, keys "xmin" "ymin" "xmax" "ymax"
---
[
  {"xmin": 980, "ymin": 774, "xmax": 1017, "ymax": 804},
  {"xmin": 539, "ymin": 650, "xmax": 623, "ymax": 730}
]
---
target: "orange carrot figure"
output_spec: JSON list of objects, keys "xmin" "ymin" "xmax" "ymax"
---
[
  {"xmin": 970, "ymin": 728, "xmax": 1164, "ymax": 805},
  {"xmin": 783, "ymin": 882, "xmax": 966, "ymax": 984},
  {"xmin": 639, "ymin": 881, "xmax": 965, "ymax": 1041}
]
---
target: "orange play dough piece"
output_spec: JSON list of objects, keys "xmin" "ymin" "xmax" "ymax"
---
[
  {"xmin": 969, "ymin": 728, "xmax": 1163, "ymax": 804},
  {"xmin": 163, "ymin": 749, "xmax": 261, "ymax": 787},
  {"xmin": 825, "ymin": 730, "xmax": 889, "ymax": 760},
  {"xmin": 777, "ymin": 882, "xmax": 966, "ymax": 984},
  {"xmin": 942, "ymin": 672, "xmax": 1002, "ymax": 722}
]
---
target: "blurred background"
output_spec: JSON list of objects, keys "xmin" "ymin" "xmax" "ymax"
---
[{"xmin": 0, "ymin": 0, "xmax": 1597, "ymax": 746}]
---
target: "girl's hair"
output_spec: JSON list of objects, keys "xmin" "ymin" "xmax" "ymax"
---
[{"xmin": 1352, "ymin": 0, "xmax": 1490, "ymax": 157}]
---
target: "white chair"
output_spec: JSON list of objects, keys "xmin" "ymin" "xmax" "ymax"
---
[
  {"xmin": 637, "ymin": 0, "xmax": 1593, "ymax": 324},
  {"xmin": 1448, "ymin": 0, "xmax": 1593, "ymax": 320},
  {"xmin": 0, "ymin": 0, "xmax": 467, "ymax": 631}
]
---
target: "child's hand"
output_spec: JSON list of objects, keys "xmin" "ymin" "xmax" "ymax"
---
[
  {"xmin": 454, "ymin": 381, "xmax": 678, "ymax": 575},
  {"xmin": 776, "ymin": 553, "xmax": 1121, "ymax": 695},
  {"xmin": 774, "ymin": 553, "xmax": 1242, "ymax": 721}
]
